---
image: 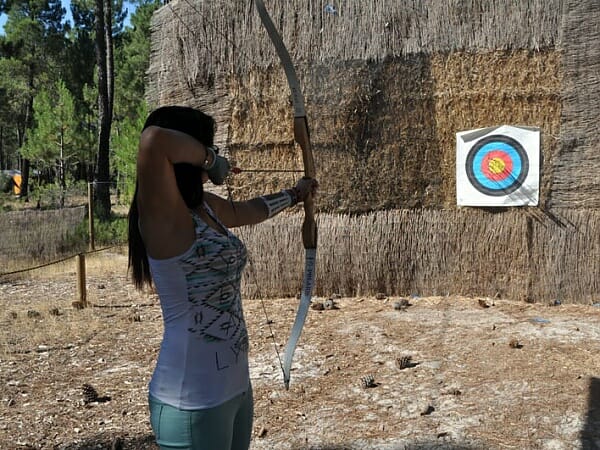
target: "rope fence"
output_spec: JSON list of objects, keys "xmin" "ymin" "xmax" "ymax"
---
[
  {"xmin": 0, "ymin": 245, "xmax": 119, "ymax": 278},
  {"xmin": 0, "ymin": 245, "xmax": 121, "ymax": 308},
  {"xmin": 0, "ymin": 181, "xmax": 129, "ymax": 308}
]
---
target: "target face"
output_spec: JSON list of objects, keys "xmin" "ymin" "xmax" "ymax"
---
[
  {"xmin": 456, "ymin": 125, "xmax": 540, "ymax": 207},
  {"xmin": 465, "ymin": 135, "xmax": 529, "ymax": 196}
]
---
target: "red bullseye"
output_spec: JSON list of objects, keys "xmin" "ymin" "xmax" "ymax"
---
[{"xmin": 481, "ymin": 150, "xmax": 513, "ymax": 182}]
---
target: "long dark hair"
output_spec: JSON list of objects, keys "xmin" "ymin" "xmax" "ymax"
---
[{"xmin": 128, "ymin": 106, "xmax": 216, "ymax": 290}]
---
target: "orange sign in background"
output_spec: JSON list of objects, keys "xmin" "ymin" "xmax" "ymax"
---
[{"xmin": 12, "ymin": 174, "xmax": 22, "ymax": 195}]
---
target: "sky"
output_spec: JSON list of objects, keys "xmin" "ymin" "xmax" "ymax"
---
[{"xmin": 0, "ymin": 0, "xmax": 135, "ymax": 35}]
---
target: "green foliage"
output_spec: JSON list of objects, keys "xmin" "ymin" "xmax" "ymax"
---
[
  {"xmin": 21, "ymin": 80, "xmax": 83, "ymax": 207},
  {"xmin": 0, "ymin": 47, "xmax": 30, "ymax": 164},
  {"xmin": 0, "ymin": 189, "xmax": 18, "ymax": 211},
  {"xmin": 67, "ymin": 212, "xmax": 128, "ymax": 249},
  {"xmin": 109, "ymin": 1, "xmax": 161, "ymax": 203},
  {"xmin": 114, "ymin": 0, "xmax": 161, "ymax": 119},
  {"xmin": 0, "ymin": 172, "xmax": 12, "ymax": 193},
  {"xmin": 1, "ymin": 0, "xmax": 158, "ymax": 192},
  {"xmin": 64, "ymin": 0, "xmax": 96, "ymax": 116},
  {"xmin": 0, "ymin": 0, "xmax": 68, "ymax": 183},
  {"xmin": 32, "ymin": 182, "xmax": 65, "ymax": 207},
  {"xmin": 112, "ymin": 101, "xmax": 147, "ymax": 201},
  {"xmin": 78, "ymin": 83, "xmax": 99, "ymax": 167},
  {"xmin": 2, "ymin": 0, "xmax": 68, "ymax": 93},
  {"xmin": 31, "ymin": 179, "xmax": 88, "ymax": 209},
  {"xmin": 93, "ymin": 212, "xmax": 128, "ymax": 244},
  {"xmin": 22, "ymin": 81, "xmax": 78, "ymax": 166}
]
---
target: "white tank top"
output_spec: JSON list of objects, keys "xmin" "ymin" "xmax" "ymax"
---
[{"xmin": 147, "ymin": 203, "xmax": 249, "ymax": 409}]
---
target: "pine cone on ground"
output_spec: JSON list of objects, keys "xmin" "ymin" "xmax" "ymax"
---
[
  {"xmin": 360, "ymin": 374, "xmax": 377, "ymax": 389},
  {"xmin": 27, "ymin": 310, "xmax": 41, "ymax": 319},
  {"xmin": 82, "ymin": 383, "xmax": 99, "ymax": 404},
  {"xmin": 396, "ymin": 355, "xmax": 413, "ymax": 370}
]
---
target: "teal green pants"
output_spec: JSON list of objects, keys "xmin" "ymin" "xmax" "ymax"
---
[{"xmin": 148, "ymin": 385, "xmax": 253, "ymax": 450}]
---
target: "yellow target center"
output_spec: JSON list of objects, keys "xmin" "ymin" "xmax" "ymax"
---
[{"xmin": 488, "ymin": 157, "xmax": 506, "ymax": 174}]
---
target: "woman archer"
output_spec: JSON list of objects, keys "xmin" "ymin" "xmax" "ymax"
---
[{"xmin": 127, "ymin": 105, "xmax": 317, "ymax": 450}]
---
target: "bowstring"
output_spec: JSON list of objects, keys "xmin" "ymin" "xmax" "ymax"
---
[
  {"xmin": 166, "ymin": 0, "xmax": 288, "ymax": 381},
  {"xmin": 245, "ymin": 250, "xmax": 286, "ymax": 380}
]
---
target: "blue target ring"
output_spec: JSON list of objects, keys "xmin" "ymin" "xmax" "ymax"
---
[{"xmin": 466, "ymin": 135, "xmax": 529, "ymax": 196}]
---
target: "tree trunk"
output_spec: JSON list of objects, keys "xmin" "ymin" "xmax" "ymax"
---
[
  {"xmin": 59, "ymin": 137, "xmax": 66, "ymax": 208},
  {"xmin": 19, "ymin": 65, "xmax": 36, "ymax": 201},
  {"xmin": 21, "ymin": 159, "xmax": 30, "ymax": 200},
  {"xmin": 105, "ymin": 0, "xmax": 114, "ymax": 119},
  {"xmin": 94, "ymin": 0, "xmax": 113, "ymax": 220},
  {"xmin": 0, "ymin": 126, "xmax": 4, "ymax": 170}
]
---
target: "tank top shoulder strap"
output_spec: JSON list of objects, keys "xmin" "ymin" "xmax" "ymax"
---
[
  {"xmin": 189, "ymin": 202, "xmax": 229, "ymax": 237},
  {"xmin": 189, "ymin": 208, "xmax": 209, "ymax": 234}
]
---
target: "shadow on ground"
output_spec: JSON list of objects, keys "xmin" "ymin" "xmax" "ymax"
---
[
  {"xmin": 61, "ymin": 435, "xmax": 480, "ymax": 450},
  {"xmin": 581, "ymin": 377, "xmax": 600, "ymax": 450},
  {"xmin": 59, "ymin": 433, "xmax": 158, "ymax": 450},
  {"xmin": 291, "ymin": 445, "xmax": 479, "ymax": 450}
]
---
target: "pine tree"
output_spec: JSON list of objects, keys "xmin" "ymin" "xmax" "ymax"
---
[
  {"xmin": 22, "ymin": 80, "xmax": 79, "ymax": 207},
  {"xmin": 1, "ymin": 0, "xmax": 68, "ymax": 199}
]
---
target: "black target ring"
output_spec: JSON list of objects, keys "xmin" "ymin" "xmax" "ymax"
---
[{"xmin": 465, "ymin": 135, "xmax": 529, "ymax": 197}]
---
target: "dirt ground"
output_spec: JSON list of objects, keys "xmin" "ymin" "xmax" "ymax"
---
[{"xmin": 1, "ymin": 251, "xmax": 599, "ymax": 450}]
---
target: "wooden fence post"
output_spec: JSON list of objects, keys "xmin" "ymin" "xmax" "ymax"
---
[
  {"xmin": 88, "ymin": 183, "xmax": 95, "ymax": 251},
  {"xmin": 77, "ymin": 253, "xmax": 87, "ymax": 307}
]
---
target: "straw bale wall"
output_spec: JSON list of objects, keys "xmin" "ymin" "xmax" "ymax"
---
[
  {"xmin": 147, "ymin": 0, "xmax": 564, "ymax": 211},
  {"xmin": 146, "ymin": 0, "xmax": 600, "ymax": 303}
]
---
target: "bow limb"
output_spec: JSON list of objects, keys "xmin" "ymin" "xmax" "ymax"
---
[{"xmin": 255, "ymin": 0, "xmax": 317, "ymax": 390}]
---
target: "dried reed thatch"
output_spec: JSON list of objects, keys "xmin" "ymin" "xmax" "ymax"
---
[
  {"xmin": 147, "ymin": 0, "xmax": 599, "ymax": 303},
  {"xmin": 149, "ymin": 0, "xmax": 563, "ymax": 78},
  {"xmin": 239, "ymin": 208, "xmax": 600, "ymax": 305},
  {"xmin": 553, "ymin": 0, "xmax": 600, "ymax": 208}
]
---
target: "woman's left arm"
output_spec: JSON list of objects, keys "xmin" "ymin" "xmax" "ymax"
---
[{"xmin": 205, "ymin": 178, "xmax": 318, "ymax": 228}]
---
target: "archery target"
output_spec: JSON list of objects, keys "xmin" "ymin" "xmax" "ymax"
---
[{"xmin": 457, "ymin": 125, "xmax": 540, "ymax": 206}]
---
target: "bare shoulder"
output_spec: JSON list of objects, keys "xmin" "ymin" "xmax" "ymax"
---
[
  {"xmin": 137, "ymin": 126, "xmax": 168, "ymax": 160},
  {"xmin": 203, "ymin": 192, "xmax": 231, "ymax": 219}
]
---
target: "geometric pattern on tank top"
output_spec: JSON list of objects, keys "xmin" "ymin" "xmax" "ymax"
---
[{"xmin": 180, "ymin": 206, "xmax": 249, "ymax": 362}]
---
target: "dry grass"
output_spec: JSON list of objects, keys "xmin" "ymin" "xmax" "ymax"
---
[
  {"xmin": 147, "ymin": 0, "xmax": 572, "ymax": 212},
  {"xmin": 153, "ymin": 49, "xmax": 562, "ymax": 214},
  {"xmin": 0, "ymin": 250, "xmax": 131, "ymax": 355},
  {"xmin": 555, "ymin": 0, "xmax": 600, "ymax": 208},
  {"xmin": 0, "ymin": 206, "xmax": 87, "ymax": 273},
  {"xmin": 0, "ymin": 251, "xmax": 599, "ymax": 449}
]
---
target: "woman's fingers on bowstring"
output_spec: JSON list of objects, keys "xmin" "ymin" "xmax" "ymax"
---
[
  {"xmin": 309, "ymin": 178, "xmax": 319, "ymax": 198},
  {"xmin": 296, "ymin": 177, "xmax": 319, "ymax": 201}
]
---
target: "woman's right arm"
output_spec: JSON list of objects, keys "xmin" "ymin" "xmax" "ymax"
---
[{"xmin": 136, "ymin": 126, "xmax": 210, "ymax": 259}]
